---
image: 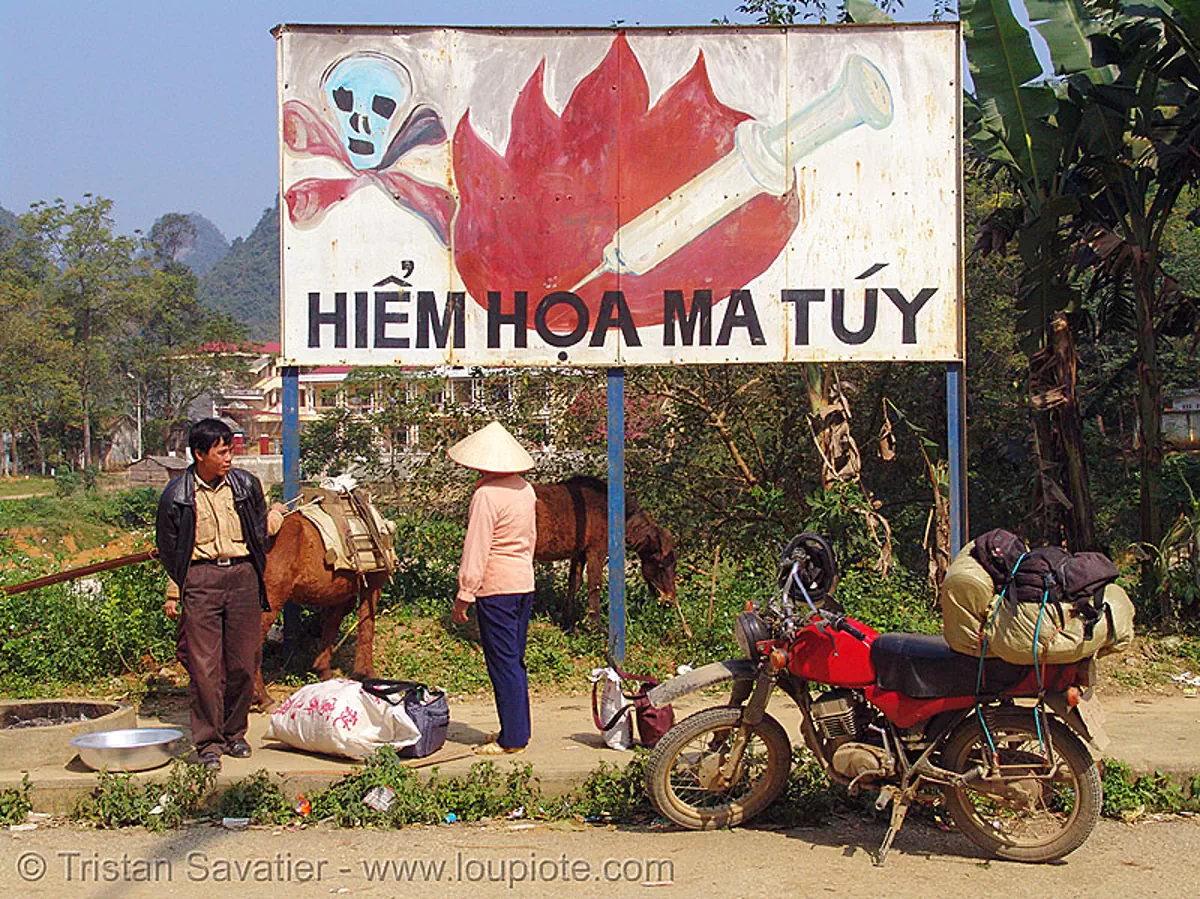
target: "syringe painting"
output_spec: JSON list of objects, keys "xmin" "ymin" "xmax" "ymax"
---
[
  {"xmin": 452, "ymin": 35, "xmax": 800, "ymax": 331},
  {"xmin": 282, "ymin": 51, "xmax": 457, "ymax": 244}
]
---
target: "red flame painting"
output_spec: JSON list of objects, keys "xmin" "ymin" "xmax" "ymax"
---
[{"xmin": 452, "ymin": 35, "xmax": 800, "ymax": 332}]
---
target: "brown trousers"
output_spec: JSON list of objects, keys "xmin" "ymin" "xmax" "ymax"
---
[{"xmin": 181, "ymin": 560, "xmax": 262, "ymax": 756}]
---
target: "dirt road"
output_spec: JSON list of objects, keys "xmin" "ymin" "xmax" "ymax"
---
[{"xmin": 3, "ymin": 814, "xmax": 1196, "ymax": 898}]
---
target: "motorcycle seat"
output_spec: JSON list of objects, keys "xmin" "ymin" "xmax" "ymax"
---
[{"xmin": 870, "ymin": 633, "xmax": 1030, "ymax": 700}]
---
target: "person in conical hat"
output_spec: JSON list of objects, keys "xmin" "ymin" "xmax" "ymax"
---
[
  {"xmin": 447, "ymin": 420, "xmax": 534, "ymax": 473},
  {"xmin": 448, "ymin": 422, "xmax": 537, "ymax": 754}
]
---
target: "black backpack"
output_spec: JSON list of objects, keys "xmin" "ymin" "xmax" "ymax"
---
[
  {"xmin": 971, "ymin": 532, "xmax": 1120, "ymax": 639},
  {"xmin": 1010, "ymin": 546, "xmax": 1070, "ymax": 605},
  {"xmin": 1007, "ymin": 547, "xmax": 1120, "ymax": 639},
  {"xmin": 970, "ymin": 528, "xmax": 1029, "ymax": 591},
  {"xmin": 1056, "ymin": 552, "xmax": 1121, "ymax": 639}
]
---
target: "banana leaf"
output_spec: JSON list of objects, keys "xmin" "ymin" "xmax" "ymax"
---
[
  {"xmin": 961, "ymin": 0, "xmax": 1062, "ymax": 193},
  {"xmin": 845, "ymin": 0, "xmax": 895, "ymax": 23}
]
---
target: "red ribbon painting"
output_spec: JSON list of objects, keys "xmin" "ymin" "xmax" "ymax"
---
[{"xmin": 452, "ymin": 35, "xmax": 800, "ymax": 331}]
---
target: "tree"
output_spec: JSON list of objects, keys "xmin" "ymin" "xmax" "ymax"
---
[
  {"xmin": 957, "ymin": 0, "xmax": 1110, "ymax": 550},
  {"xmin": 21, "ymin": 196, "xmax": 141, "ymax": 465},
  {"xmin": 116, "ymin": 213, "xmax": 249, "ymax": 448},
  {"xmin": 0, "ymin": 237, "xmax": 76, "ymax": 474},
  {"xmin": 1068, "ymin": 1, "xmax": 1200, "ymax": 612},
  {"xmin": 148, "ymin": 213, "xmax": 198, "ymax": 267}
]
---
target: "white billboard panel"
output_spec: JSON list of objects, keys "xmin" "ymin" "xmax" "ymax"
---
[{"xmin": 275, "ymin": 24, "xmax": 962, "ymax": 366}]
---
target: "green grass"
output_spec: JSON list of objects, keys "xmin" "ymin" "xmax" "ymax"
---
[
  {"xmin": 0, "ymin": 477, "xmax": 55, "ymax": 499},
  {"xmin": 1101, "ymin": 760, "xmax": 1200, "ymax": 820},
  {"xmin": 0, "ymin": 492, "xmax": 138, "ymax": 552}
]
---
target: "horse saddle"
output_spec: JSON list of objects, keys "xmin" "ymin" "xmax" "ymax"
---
[{"xmin": 299, "ymin": 486, "xmax": 398, "ymax": 576}]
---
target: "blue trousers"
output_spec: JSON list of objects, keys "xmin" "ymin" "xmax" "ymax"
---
[{"xmin": 474, "ymin": 592, "xmax": 533, "ymax": 748}]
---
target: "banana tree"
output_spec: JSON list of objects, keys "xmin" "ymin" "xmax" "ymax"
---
[
  {"xmin": 959, "ymin": 0, "xmax": 1108, "ymax": 550},
  {"xmin": 1069, "ymin": 0, "xmax": 1200, "ymax": 615}
]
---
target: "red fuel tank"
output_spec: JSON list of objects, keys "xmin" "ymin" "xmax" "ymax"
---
[{"xmin": 786, "ymin": 618, "xmax": 877, "ymax": 686}]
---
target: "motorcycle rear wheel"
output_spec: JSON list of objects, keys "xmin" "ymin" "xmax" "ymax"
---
[
  {"xmin": 940, "ymin": 707, "xmax": 1101, "ymax": 862},
  {"xmin": 646, "ymin": 706, "xmax": 791, "ymax": 830}
]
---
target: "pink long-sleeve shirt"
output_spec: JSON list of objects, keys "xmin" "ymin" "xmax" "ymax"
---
[{"xmin": 456, "ymin": 473, "xmax": 537, "ymax": 603}]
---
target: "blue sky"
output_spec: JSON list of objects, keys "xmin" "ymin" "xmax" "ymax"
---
[{"xmin": 1, "ymin": 1, "xmax": 957, "ymax": 240}]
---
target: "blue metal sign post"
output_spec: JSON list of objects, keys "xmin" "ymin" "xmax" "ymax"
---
[
  {"xmin": 947, "ymin": 361, "xmax": 968, "ymax": 555},
  {"xmin": 281, "ymin": 366, "xmax": 301, "ymax": 643},
  {"xmin": 606, "ymin": 367, "xmax": 626, "ymax": 662}
]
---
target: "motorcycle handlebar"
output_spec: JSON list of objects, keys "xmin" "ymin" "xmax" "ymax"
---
[
  {"xmin": 838, "ymin": 619, "xmax": 868, "ymax": 642},
  {"xmin": 818, "ymin": 610, "xmax": 867, "ymax": 642}
]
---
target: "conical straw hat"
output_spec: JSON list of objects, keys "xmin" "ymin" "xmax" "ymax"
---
[{"xmin": 447, "ymin": 421, "xmax": 535, "ymax": 473}]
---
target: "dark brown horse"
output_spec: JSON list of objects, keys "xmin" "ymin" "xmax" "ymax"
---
[
  {"xmin": 533, "ymin": 476, "xmax": 677, "ymax": 626},
  {"xmin": 253, "ymin": 513, "xmax": 387, "ymax": 707}
]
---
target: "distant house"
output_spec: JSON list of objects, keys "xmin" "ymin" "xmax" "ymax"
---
[
  {"xmin": 1164, "ymin": 393, "xmax": 1200, "ymax": 451},
  {"xmin": 195, "ymin": 341, "xmax": 555, "ymax": 457},
  {"xmin": 127, "ymin": 455, "xmax": 189, "ymax": 487}
]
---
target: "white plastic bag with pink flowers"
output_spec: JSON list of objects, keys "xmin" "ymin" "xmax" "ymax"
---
[{"xmin": 264, "ymin": 678, "xmax": 421, "ymax": 760}]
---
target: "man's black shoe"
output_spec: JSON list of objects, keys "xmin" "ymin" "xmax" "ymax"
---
[
  {"xmin": 226, "ymin": 739, "xmax": 252, "ymax": 759},
  {"xmin": 199, "ymin": 753, "xmax": 222, "ymax": 771}
]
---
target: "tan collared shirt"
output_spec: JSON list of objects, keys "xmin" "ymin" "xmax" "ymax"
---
[
  {"xmin": 192, "ymin": 473, "xmax": 247, "ymax": 561},
  {"xmin": 166, "ymin": 473, "xmax": 283, "ymax": 598},
  {"xmin": 456, "ymin": 473, "xmax": 537, "ymax": 604}
]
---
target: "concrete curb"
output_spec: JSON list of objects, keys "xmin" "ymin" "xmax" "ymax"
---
[{"xmin": 2, "ymin": 691, "xmax": 1197, "ymax": 816}]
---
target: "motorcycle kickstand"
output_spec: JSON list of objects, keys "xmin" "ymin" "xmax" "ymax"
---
[{"xmin": 873, "ymin": 786, "xmax": 912, "ymax": 867}]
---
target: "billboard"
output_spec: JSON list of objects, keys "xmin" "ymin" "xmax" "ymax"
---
[{"xmin": 275, "ymin": 24, "xmax": 962, "ymax": 367}]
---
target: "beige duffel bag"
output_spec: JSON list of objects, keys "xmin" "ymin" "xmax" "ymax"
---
[
  {"xmin": 941, "ymin": 542, "xmax": 1135, "ymax": 664},
  {"xmin": 941, "ymin": 541, "xmax": 995, "ymax": 656},
  {"xmin": 984, "ymin": 582, "xmax": 1135, "ymax": 665}
]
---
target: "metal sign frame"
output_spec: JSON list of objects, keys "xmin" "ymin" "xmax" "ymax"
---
[{"xmin": 274, "ymin": 23, "xmax": 968, "ymax": 660}]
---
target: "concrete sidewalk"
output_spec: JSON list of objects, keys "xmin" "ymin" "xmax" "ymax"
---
[{"xmin": 2, "ymin": 691, "xmax": 1197, "ymax": 814}]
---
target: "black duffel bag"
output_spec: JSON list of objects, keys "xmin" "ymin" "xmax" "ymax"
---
[{"xmin": 361, "ymin": 678, "xmax": 450, "ymax": 758}]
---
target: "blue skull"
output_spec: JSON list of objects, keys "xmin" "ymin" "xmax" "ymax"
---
[{"xmin": 321, "ymin": 52, "xmax": 413, "ymax": 170}]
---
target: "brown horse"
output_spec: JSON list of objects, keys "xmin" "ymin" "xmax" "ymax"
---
[
  {"xmin": 533, "ymin": 476, "xmax": 677, "ymax": 626},
  {"xmin": 252, "ymin": 513, "xmax": 387, "ymax": 707}
]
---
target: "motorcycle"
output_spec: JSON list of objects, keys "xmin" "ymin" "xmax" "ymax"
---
[{"xmin": 643, "ymin": 533, "xmax": 1109, "ymax": 865}]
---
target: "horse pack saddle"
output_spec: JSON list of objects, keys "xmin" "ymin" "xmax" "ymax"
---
[{"xmin": 298, "ymin": 486, "xmax": 398, "ymax": 577}]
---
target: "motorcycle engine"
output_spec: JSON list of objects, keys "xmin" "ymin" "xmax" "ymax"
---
[{"xmin": 810, "ymin": 689, "xmax": 891, "ymax": 782}]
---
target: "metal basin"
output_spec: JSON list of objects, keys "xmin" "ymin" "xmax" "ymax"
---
[{"xmin": 71, "ymin": 728, "xmax": 185, "ymax": 772}]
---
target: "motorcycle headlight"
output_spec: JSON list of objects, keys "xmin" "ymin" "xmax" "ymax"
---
[{"xmin": 735, "ymin": 611, "xmax": 771, "ymax": 659}]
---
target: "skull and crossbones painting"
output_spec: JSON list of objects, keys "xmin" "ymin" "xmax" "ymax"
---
[{"xmin": 282, "ymin": 51, "xmax": 456, "ymax": 244}]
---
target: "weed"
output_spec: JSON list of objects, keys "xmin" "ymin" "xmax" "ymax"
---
[
  {"xmin": 98, "ymin": 487, "xmax": 159, "ymax": 529},
  {"xmin": 72, "ymin": 760, "xmax": 216, "ymax": 831},
  {"xmin": 0, "ymin": 775, "xmax": 32, "ymax": 825},
  {"xmin": 0, "ymin": 558, "xmax": 174, "ymax": 689},
  {"xmin": 426, "ymin": 762, "xmax": 543, "ymax": 821},
  {"xmin": 759, "ymin": 748, "xmax": 840, "ymax": 827},
  {"xmin": 554, "ymin": 752, "xmax": 654, "ymax": 822},
  {"xmin": 307, "ymin": 747, "xmax": 537, "ymax": 827},
  {"xmin": 1100, "ymin": 759, "xmax": 1198, "ymax": 819},
  {"xmin": 54, "ymin": 467, "xmax": 81, "ymax": 497},
  {"xmin": 218, "ymin": 770, "xmax": 294, "ymax": 825},
  {"xmin": 835, "ymin": 567, "xmax": 940, "ymax": 636}
]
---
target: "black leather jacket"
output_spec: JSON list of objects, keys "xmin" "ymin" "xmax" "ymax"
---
[{"xmin": 155, "ymin": 465, "xmax": 270, "ymax": 610}]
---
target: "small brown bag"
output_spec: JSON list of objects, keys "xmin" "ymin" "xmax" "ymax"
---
[{"xmin": 591, "ymin": 660, "xmax": 675, "ymax": 749}]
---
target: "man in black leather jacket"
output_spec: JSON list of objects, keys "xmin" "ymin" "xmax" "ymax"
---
[{"xmin": 156, "ymin": 419, "xmax": 285, "ymax": 770}]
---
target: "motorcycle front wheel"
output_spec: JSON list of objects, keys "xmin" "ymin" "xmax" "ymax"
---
[
  {"xmin": 646, "ymin": 706, "xmax": 791, "ymax": 830},
  {"xmin": 940, "ymin": 707, "xmax": 1101, "ymax": 862}
]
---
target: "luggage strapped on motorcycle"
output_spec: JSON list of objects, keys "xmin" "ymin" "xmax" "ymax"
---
[
  {"xmin": 973, "ymin": 551, "xmax": 1028, "ymax": 761},
  {"xmin": 969, "ymin": 532, "xmax": 1122, "ymax": 761}
]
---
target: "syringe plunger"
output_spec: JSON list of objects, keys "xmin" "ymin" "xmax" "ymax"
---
[{"xmin": 573, "ymin": 55, "xmax": 894, "ymax": 287}]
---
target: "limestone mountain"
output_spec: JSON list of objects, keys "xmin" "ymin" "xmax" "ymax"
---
[
  {"xmin": 178, "ymin": 213, "xmax": 230, "ymax": 276},
  {"xmin": 197, "ymin": 199, "xmax": 280, "ymax": 340},
  {"xmin": 0, "ymin": 205, "xmax": 19, "ymax": 242}
]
